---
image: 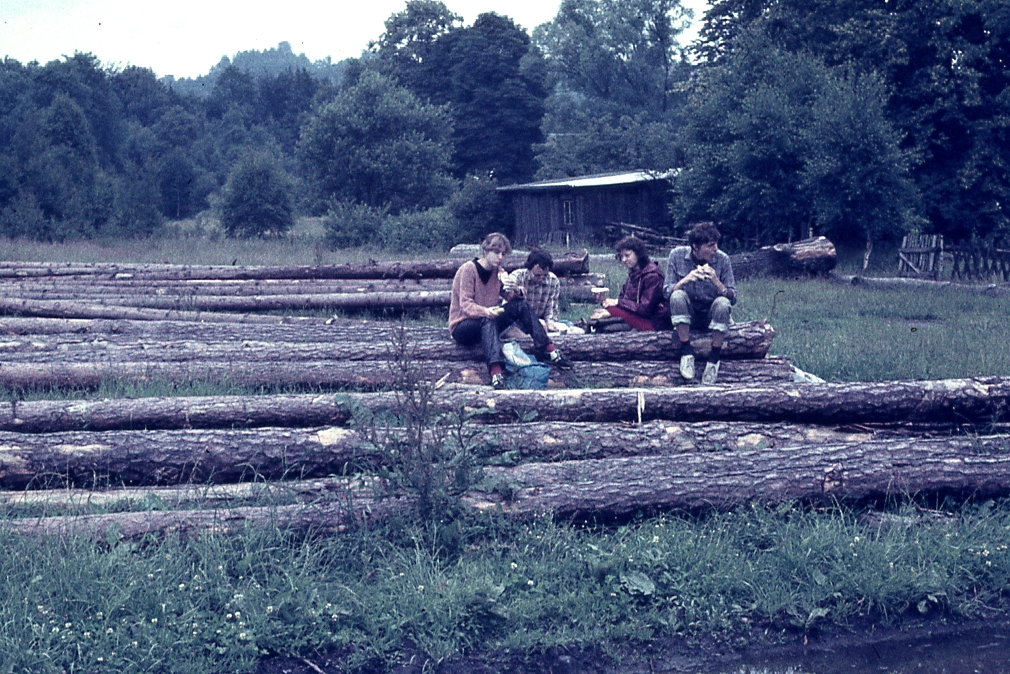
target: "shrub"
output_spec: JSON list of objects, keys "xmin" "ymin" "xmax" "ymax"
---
[
  {"xmin": 379, "ymin": 206, "xmax": 460, "ymax": 252},
  {"xmin": 219, "ymin": 153, "xmax": 294, "ymax": 238},
  {"xmin": 322, "ymin": 198, "xmax": 387, "ymax": 249}
]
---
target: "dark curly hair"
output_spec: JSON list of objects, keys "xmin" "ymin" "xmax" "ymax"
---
[
  {"xmin": 687, "ymin": 222, "xmax": 721, "ymax": 247},
  {"xmin": 525, "ymin": 246, "xmax": 554, "ymax": 271},
  {"xmin": 614, "ymin": 236, "xmax": 650, "ymax": 268}
]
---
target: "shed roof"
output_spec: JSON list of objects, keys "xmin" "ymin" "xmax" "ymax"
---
[{"xmin": 497, "ymin": 169, "xmax": 677, "ymax": 193}]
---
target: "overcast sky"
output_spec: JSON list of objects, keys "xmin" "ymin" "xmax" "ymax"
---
[{"xmin": 1, "ymin": 0, "xmax": 710, "ymax": 79}]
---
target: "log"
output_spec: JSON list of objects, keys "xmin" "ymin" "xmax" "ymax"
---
[
  {"xmin": 831, "ymin": 274, "xmax": 1010, "ymax": 298},
  {"xmin": 0, "ymin": 377, "xmax": 1007, "ymax": 433},
  {"xmin": 470, "ymin": 433, "xmax": 1010, "ymax": 517},
  {"xmin": 0, "ymin": 320, "xmax": 775, "ymax": 363},
  {"xmin": 731, "ymin": 237, "xmax": 837, "ymax": 280},
  {"xmin": 0, "ymin": 426, "xmax": 375, "ymax": 489},
  {"xmin": 0, "ymin": 297, "xmax": 315, "ymax": 323},
  {"xmin": 12, "ymin": 432, "xmax": 1010, "ymax": 539},
  {"xmin": 4, "ymin": 495, "xmax": 411, "ymax": 540},
  {"xmin": 0, "ymin": 250, "xmax": 590, "ymax": 281},
  {"xmin": 0, "ymin": 356, "xmax": 796, "ymax": 390},
  {"xmin": 0, "ymin": 476, "xmax": 373, "ymax": 507},
  {"xmin": 0, "ymin": 419, "xmax": 881, "ymax": 489},
  {"xmin": 438, "ymin": 377, "xmax": 1010, "ymax": 426}
]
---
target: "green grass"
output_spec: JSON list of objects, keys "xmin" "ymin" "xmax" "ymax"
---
[
  {"xmin": 734, "ymin": 277, "xmax": 1010, "ymax": 381},
  {"xmin": 3, "ymin": 234, "xmax": 1010, "ymax": 671},
  {"xmin": 3, "ymin": 501, "xmax": 1010, "ymax": 672}
]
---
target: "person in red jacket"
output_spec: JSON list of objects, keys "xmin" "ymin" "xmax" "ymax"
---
[
  {"xmin": 449, "ymin": 232, "xmax": 572, "ymax": 389},
  {"xmin": 598, "ymin": 236, "xmax": 672, "ymax": 331}
]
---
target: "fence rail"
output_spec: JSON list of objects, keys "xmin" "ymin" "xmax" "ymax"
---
[{"xmin": 947, "ymin": 241, "xmax": 1010, "ymax": 283}]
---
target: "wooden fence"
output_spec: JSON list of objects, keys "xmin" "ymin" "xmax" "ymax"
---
[{"xmin": 897, "ymin": 235, "xmax": 1010, "ymax": 283}]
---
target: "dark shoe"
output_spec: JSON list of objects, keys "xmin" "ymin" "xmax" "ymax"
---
[
  {"xmin": 491, "ymin": 373, "xmax": 506, "ymax": 390},
  {"xmin": 547, "ymin": 349, "xmax": 574, "ymax": 369}
]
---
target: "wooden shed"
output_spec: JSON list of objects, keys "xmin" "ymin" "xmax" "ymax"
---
[{"xmin": 497, "ymin": 170, "xmax": 676, "ymax": 246}]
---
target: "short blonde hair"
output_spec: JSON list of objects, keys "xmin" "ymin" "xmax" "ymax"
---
[{"xmin": 481, "ymin": 232, "xmax": 512, "ymax": 255}]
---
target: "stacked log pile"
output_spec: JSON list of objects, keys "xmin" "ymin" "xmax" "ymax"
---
[
  {"xmin": 0, "ymin": 316, "xmax": 783, "ymax": 389},
  {"xmin": 0, "ymin": 253, "xmax": 598, "ymax": 317},
  {"xmin": 3, "ymin": 378, "xmax": 1010, "ymax": 539}
]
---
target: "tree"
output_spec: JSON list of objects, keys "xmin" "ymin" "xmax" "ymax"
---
[
  {"xmin": 535, "ymin": 0, "xmax": 693, "ymax": 118},
  {"xmin": 676, "ymin": 31, "xmax": 919, "ymax": 250},
  {"xmin": 694, "ymin": 0, "xmax": 1010, "ymax": 241},
  {"xmin": 372, "ymin": 3, "xmax": 549, "ymax": 183},
  {"xmin": 532, "ymin": 0, "xmax": 692, "ymax": 178},
  {"xmin": 219, "ymin": 153, "xmax": 294, "ymax": 237},
  {"xmin": 297, "ymin": 70, "xmax": 455, "ymax": 214}
]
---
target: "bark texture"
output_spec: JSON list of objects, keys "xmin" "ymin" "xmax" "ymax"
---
[
  {"xmin": 471, "ymin": 434, "xmax": 1010, "ymax": 517},
  {"xmin": 0, "ymin": 377, "xmax": 1006, "ymax": 433},
  {"xmin": 0, "ymin": 320, "xmax": 775, "ymax": 363},
  {"xmin": 0, "ymin": 418, "xmax": 884, "ymax": 488},
  {"xmin": 732, "ymin": 237, "xmax": 837, "ymax": 280},
  {"xmin": 0, "ymin": 356, "xmax": 795, "ymax": 390}
]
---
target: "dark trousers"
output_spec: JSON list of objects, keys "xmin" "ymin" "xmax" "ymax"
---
[{"xmin": 451, "ymin": 299, "xmax": 552, "ymax": 371}]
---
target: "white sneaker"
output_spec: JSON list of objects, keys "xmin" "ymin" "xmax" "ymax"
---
[
  {"xmin": 701, "ymin": 361, "xmax": 720, "ymax": 385},
  {"xmin": 679, "ymin": 354, "xmax": 695, "ymax": 380}
]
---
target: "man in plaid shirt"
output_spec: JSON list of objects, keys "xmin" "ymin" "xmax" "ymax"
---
[{"xmin": 507, "ymin": 247, "xmax": 561, "ymax": 332}]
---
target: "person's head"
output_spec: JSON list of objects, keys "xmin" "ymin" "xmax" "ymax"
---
[
  {"xmin": 480, "ymin": 232, "xmax": 512, "ymax": 269},
  {"xmin": 614, "ymin": 236, "xmax": 650, "ymax": 270},
  {"xmin": 687, "ymin": 222, "xmax": 721, "ymax": 263},
  {"xmin": 525, "ymin": 247, "xmax": 553, "ymax": 283}
]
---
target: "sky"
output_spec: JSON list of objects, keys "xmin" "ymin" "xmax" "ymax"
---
[{"xmin": 0, "ymin": 0, "xmax": 711, "ymax": 79}]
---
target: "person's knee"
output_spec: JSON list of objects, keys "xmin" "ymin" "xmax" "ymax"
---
[{"xmin": 670, "ymin": 289, "xmax": 690, "ymax": 311}]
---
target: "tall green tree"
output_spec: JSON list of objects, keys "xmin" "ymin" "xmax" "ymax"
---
[
  {"xmin": 372, "ymin": 2, "xmax": 548, "ymax": 183},
  {"xmin": 676, "ymin": 32, "xmax": 919, "ymax": 250},
  {"xmin": 695, "ymin": 0, "xmax": 1010, "ymax": 240},
  {"xmin": 297, "ymin": 70, "xmax": 455, "ymax": 214},
  {"xmin": 220, "ymin": 153, "xmax": 294, "ymax": 237}
]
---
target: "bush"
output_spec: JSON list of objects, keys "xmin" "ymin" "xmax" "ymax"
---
[
  {"xmin": 219, "ymin": 153, "xmax": 294, "ymax": 238},
  {"xmin": 379, "ymin": 206, "xmax": 460, "ymax": 252},
  {"xmin": 445, "ymin": 176, "xmax": 512, "ymax": 241},
  {"xmin": 322, "ymin": 198, "xmax": 388, "ymax": 249}
]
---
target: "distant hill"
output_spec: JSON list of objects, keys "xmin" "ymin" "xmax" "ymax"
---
[{"xmin": 161, "ymin": 41, "xmax": 349, "ymax": 96}]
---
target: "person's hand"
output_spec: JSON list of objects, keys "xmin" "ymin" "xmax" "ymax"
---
[
  {"xmin": 488, "ymin": 306, "xmax": 505, "ymax": 317},
  {"xmin": 602, "ymin": 298, "xmax": 618, "ymax": 308}
]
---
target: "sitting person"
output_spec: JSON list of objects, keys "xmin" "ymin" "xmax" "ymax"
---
[
  {"xmin": 449, "ymin": 232, "xmax": 572, "ymax": 389},
  {"xmin": 596, "ymin": 236, "xmax": 672, "ymax": 331},
  {"xmin": 664, "ymin": 222, "xmax": 737, "ymax": 384},
  {"xmin": 507, "ymin": 247, "xmax": 561, "ymax": 332}
]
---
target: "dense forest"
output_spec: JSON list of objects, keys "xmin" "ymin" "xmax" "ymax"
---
[{"xmin": 0, "ymin": 0, "xmax": 1007, "ymax": 251}]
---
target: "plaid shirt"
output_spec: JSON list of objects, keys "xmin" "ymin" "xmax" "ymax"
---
[{"xmin": 509, "ymin": 268, "xmax": 560, "ymax": 323}]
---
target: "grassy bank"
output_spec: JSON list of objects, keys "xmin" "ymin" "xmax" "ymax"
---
[
  {"xmin": 2, "ymin": 235, "xmax": 1010, "ymax": 671},
  {"xmin": 4, "ymin": 500, "xmax": 1010, "ymax": 672}
]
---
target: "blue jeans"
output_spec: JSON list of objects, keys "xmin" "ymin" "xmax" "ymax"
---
[{"xmin": 451, "ymin": 299, "xmax": 552, "ymax": 371}]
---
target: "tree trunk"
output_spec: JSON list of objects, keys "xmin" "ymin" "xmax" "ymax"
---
[
  {"xmin": 0, "ymin": 419, "xmax": 884, "ymax": 489},
  {"xmin": 731, "ymin": 237, "xmax": 838, "ymax": 280},
  {"xmin": 0, "ymin": 250, "xmax": 590, "ymax": 281},
  {"xmin": 0, "ymin": 426, "xmax": 376, "ymax": 489},
  {"xmin": 0, "ymin": 356, "xmax": 796, "ymax": 390},
  {"xmin": 0, "ymin": 297, "xmax": 313, "ymax": 323},
  {"xmin": 471, "ymin": 433, "xmax": 1010, "ymax": 517},
  {"xmin": 5, "ymin": 495, "xmax": 410, "ymax": 540},
  {"xmin": 0, "ymin": 377, "xmax": 1006, "ymax": 433},
  {"xmin": 11, "ymin": 432, "xmax": 1010, "ymax": 539},
  {"xmin": 439, "ymin": 377, "xmax": 1010, "ymax": 426},
  {"xmin": 0, "ymin": 320, "xmax": 775, "ymax": 363},
  {"xmin": 831, "ymin": 274, "xmax": 1010, "ymax": 298}
]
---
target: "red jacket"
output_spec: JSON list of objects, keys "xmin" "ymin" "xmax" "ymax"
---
[{"xmin": 617, "ymin": 261, "xmax": 672, "ymax": 330}]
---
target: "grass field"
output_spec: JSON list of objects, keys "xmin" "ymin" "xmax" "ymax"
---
[{"xmin": 2, "ymin": 232, "xmax": 1010, "ymax": 672}]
